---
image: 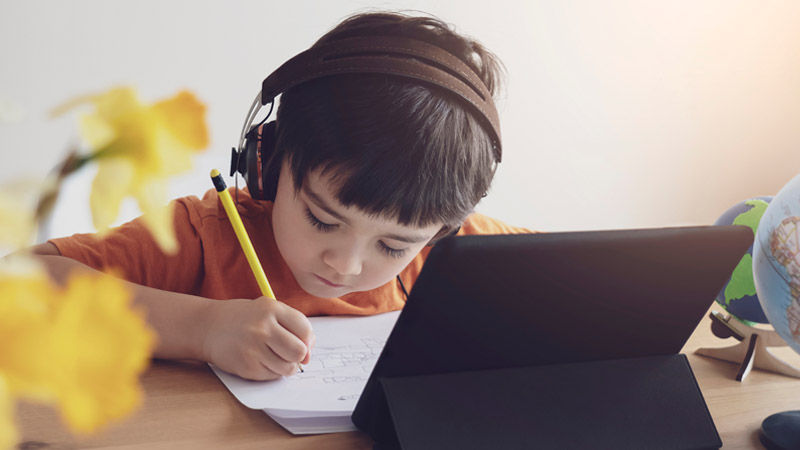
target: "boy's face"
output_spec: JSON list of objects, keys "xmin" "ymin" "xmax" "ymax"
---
[{"xmin": 272, "ymin": 161, "xmax": 444, "ymax": 298}]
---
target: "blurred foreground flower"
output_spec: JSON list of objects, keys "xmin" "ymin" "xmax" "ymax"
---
[
  {"xmin": 51, "ymin": 272, "xmax": 154, "ymax": 432},
  {"xmin": 0, "ymin": 85, "xmax": 204, "ymax": 448},
  {"xmin": 0, "ymin": 259, "xmax": 154, "ymax": 437},
  {"xmin": 48, "ymin": 87, "xmax": 209, "ymax": 253},
  {"xmin": 0, "ymin": 260, "xmax": 56, "ymax": 400},
  {"xmin": 0, "ymin": 378, "xmax": 15, "ymax": 450},
  {"xmin": 0, "ymin": 183, "xmax": 38, "ymax": 251}
]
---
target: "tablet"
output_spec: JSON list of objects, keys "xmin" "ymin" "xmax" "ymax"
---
[{"xmin": 352, "ymin": 225, "xmax": 752, "ymax": 441}]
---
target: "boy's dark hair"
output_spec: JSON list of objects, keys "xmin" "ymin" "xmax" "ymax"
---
[{"xmin": 275, "ymin": 11, "xmax": 505, "ymax": 234}]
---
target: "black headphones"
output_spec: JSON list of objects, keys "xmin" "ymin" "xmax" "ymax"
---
[
  {"xmin": 229, "ymin": 35, "xmax": 502, "ymax": 204},
  {"xmin": 230, "ymin": 117, "xmax": 281, "ymax": 202}
]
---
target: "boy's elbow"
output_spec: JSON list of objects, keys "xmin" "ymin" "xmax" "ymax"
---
[
  {"xmin": 14, "ymin": 242, "xmax": 80, "ymax": 284},
  {"xmin": 6, "ymin": 242, "xmax": 62, "ymax": 259},
  {"xmin": 30, "ymin": 242, "xmax": 62, "ymax": 256},
  {"xmin": 28, "ymin": 242, "xmax": 61, "ymax": 256}
]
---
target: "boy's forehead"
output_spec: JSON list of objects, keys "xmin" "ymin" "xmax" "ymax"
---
[
  {"xmin": 300, "ymin": 169, "xmax": 442, "ymax": 237},
  {"xmin": 301, "ymin": 170, "xmax": 395, "ymax": 223},
  {"xmin": 301, "ymin": 168, "xmax": 347, "ymax": 206}
]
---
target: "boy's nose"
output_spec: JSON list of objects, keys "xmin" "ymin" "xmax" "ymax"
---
[{"xmin": 322, "ymin": 246, "xmax": 362, "ymax": 277}]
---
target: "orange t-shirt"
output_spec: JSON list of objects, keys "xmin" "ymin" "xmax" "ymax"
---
[{"xmin": 49, "ymin": 188, "xmax": 531, "ymax": 316}]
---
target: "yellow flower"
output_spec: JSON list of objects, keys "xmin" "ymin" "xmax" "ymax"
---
[
  {"xmin": 0, "ymin": 262, "xmax": 57, "ymax": 400},
  {"xmin": 48, "ymin": 272, "xmax": 155, "ymax": 433},
  {"xmin": 0, "ymin": 259, "xmax": 155, "ymax": 435},
  {"xmin": 0, "ymin": 377, "xmax": 17, "ymax": 450},
  {"xmin": 54, "ymin": 87, "xmax": 209, "ymax": 254},
  {"xmin": 0, "ymin": 180, "xmax": 42, "ymax": 251}
]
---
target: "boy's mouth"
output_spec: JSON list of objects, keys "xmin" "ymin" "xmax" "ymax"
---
[{"xmin": 314, "ymin": 274, "xmax": 345, "ymax": 288}]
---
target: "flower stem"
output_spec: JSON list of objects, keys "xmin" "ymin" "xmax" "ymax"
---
[{"xmin": 34, "ymin": 147, "xmax": 92, "ymax": 239}]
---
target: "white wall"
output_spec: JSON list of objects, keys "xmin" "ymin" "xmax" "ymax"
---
[{"xmin": 2, "ymin": 0, "xmax": 800, "ymax": 242}]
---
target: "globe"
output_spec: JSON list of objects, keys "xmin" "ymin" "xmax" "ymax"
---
[
  {"xmin": 753, "ymin": 178, "xmax": 800, "ymax": 355},
  {"xmin": 714, "ymin": 197, "xmax": 772, "ymax": 324},
  {"xmin": 752, "ymin": 174, "xmax": 800, "ymax": 449}
]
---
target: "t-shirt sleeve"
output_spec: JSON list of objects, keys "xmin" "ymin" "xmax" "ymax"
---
[
  {"xmin": 458, "ymin": 212, "xmax": 536, "ymax": 235},
  {"xmin": 48, "ymin": 198, "xmax": 205, "ymax": 294}
]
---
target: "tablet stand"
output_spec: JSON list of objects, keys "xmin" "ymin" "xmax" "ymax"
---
[
  {"xmin": 695, "ymin": 310, "xmax": 800, "ymax": 381},
  {"xmin": 365, "ymin": 355, "xmax": 722, "ymax": 450}
]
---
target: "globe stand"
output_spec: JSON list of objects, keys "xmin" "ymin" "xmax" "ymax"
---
[{"xmin": 694, "ymin": 310, "xmax": 800, "ymax": 381}]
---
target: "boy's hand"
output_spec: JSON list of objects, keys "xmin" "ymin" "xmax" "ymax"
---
[{"xmin": 202, "ymin": 297, "xmax": 315, "ymax": 381}]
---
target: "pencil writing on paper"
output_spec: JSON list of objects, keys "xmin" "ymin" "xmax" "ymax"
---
[{"xmin": 210, "ymin": 168, "xmax": 307, "ymax": 373}]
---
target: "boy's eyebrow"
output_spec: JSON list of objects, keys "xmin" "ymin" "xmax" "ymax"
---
[
  {"xmin": 381, "ymin": 232, "xmax": 429, "ymax": 244},
  {"xmin": 302, "ymin": 186, "xmax": 430, "ymax": 244},
  {"xmin": 303, "ymin": 186, "xmax": 351, "ymax": 225}
]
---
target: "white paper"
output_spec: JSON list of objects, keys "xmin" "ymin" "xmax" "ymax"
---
[
  {"xmin": 211, "ymin": 310, "xmax": 400, "ymax": 415},
  {"xmin": 268, "ymin": 413, "xmax": 357, "ymax": 434}
]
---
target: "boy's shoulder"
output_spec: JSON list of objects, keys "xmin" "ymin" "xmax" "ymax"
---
[
  {"xmin": 459, "ymin": 212, "xmax": 535, "ymax": 236},
  {"xmin": 177, "ymin": 187, "xmax": 272, "ymax": 222}
]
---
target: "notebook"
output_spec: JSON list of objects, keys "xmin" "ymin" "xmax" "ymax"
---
[
  {"xmin": 352, "ymin": 225, "xmax": 753, "ymax": 445},
  {"xmin": 211, "ymin": 311, "xmax": 400, "ymax": 434}
]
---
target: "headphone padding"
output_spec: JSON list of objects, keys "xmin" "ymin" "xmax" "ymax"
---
[
  {"xmin": 244, "ymin": 126, "xmax": 262, "ymax": 199},
  {"xmin": 259, "ymin": 121, "xmax": 280, "ymax": 201}
]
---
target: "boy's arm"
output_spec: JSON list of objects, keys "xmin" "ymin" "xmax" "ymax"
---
[
  {"xmin": 29, "ymin": 242, "xmax": 313, "ymax": 380},
  {"xmin": 31, "ymin": 242, "xmax": 213, "ymax": 361}
]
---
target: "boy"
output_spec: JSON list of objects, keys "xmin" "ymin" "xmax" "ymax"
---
[{"xmin": 31, "ymin": 12, "xmax": 529, "ymax": 381}]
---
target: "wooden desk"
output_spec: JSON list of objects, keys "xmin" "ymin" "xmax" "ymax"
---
[{"xmin": 16, "ymin": 307, "xmax": 800, "ymax": 449}]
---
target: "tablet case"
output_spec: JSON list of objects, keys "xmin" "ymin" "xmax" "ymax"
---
[
  {"xmin": 378, "ymin": 354, "xmax": 721, "ymax": 450},
  {"xmin": 352, "ymin": 226, "xmax": 752, "ymax": 449}
]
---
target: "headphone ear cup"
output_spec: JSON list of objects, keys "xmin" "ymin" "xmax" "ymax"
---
[
  {"xmin": 243, "ymin": 126, "xmax": 263, "ymax": 199},
  {"xmin": 259, "ymin": 121, "xmax": 280, "ymax": 201},
  {"xmin": 239, "ymin": 121, "xmax": 279, "ymax": 201}
]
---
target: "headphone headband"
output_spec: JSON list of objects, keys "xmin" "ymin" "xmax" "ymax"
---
[{"xmin": 260, "ymin": 36, "xmax": 502, "ymax": 161}]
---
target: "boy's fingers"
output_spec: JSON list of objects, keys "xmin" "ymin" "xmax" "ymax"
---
[
  {"xmin": 259, "ymin": 352, "xmax": 298, "ymax": 378},
  {"xmin": 266, "ymin": 320, "xmax": 310, "ymax": 363},
  {"xmin": 239, "ymin": 361, "xmax": 282, "ymax": 381},
  {"xmin": 301, "ymin": 334, "xmax": 316, "ymax": 364},
  {"xmin": 274, "ymin": 303, "xmax": 315, "ymax": 347}
]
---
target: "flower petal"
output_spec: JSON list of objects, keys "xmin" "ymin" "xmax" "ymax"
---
[
  {"xmin": 134, "ymin": 177, "xmax": 178, "ymax": 254},
  {"xmin": 49, "ymin": 273, "xmax": 154, "ymax": 434},
  {"xmin": 152, "ymin": 90, "xmax": 209, "ymax": 151},
  {"xmin": 0, "ymin": 266, "xmax": 58, "ymax": 401},
  {"xmin": 87, "ymin": 87, "xmax": 143, "ymax": 125},
  {"xmin": 90, "ymin": 159, "xmax": 134, "ymax": 232},
  {"xmin": 0, "ymin": 185, "xmax": 36, "ymax": 250},
  {"xmin": 49, "ymin": 93, "xmax": 97, "ymax": 118},
  {"xmin": 78, "ymin": 112, "xmax": 116, "ymax": 150}
]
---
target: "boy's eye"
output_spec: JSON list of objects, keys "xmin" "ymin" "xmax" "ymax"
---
[
  {"xmin": 305, "ymin": 208, "xmax": 337, "ymax": 232},
  {"xmin": 379, "ymin": 241, "xmax": 406, "ymax": 259},
  {"xmin": 305, "ymin": 207, "xmax": 407, "ymax": 258}
]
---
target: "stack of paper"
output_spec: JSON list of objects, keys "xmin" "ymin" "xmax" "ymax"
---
[{"xmin": 210, "ymin": 311, "xmax": 400, "ymax": 434}]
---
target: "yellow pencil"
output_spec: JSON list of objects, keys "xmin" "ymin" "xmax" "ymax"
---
[{"xmin": 210, "ymin": 169, "xmax": 304, "ymax": 372}]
